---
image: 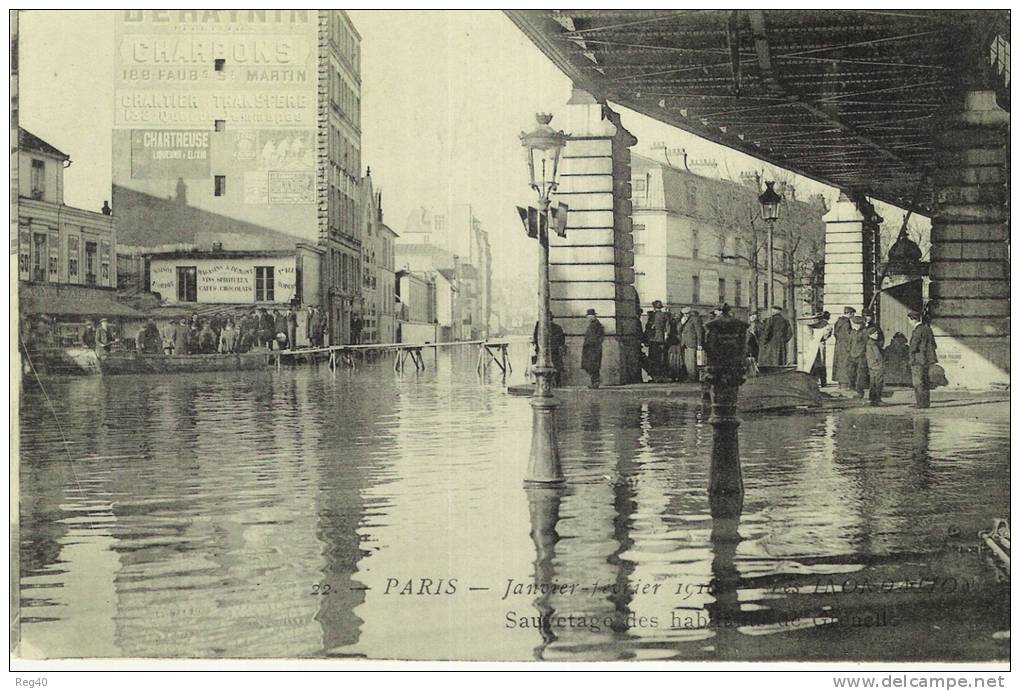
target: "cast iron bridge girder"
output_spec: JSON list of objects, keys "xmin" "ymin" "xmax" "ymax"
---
[{"xmin": 508, "ymin": 9, "xmax": 1008, "ymax": 213}]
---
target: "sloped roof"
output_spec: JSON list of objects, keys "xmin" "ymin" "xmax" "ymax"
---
[{"xmin": 19, "ymin": 128, "xmax": 70, "ymax": 160}]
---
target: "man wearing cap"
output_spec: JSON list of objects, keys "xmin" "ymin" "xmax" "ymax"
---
[
  {"xmin": 677, "ymin": 305, "xmax": 704, "ymax": 382},
  {"xmin": 747, "ymin": 310, "xmax": 764, "ymax": 345},
  {"xmin": 863, "ymin": 308, "xmax": 884, "ymax": 347},
  {"xmin": 96, "ymin": 318, "xmax": 114, "ymax": 354},
  {"xmin": 832, "ymin": 306, "xmax": 855, "ymax": 387},
  {"xmin": 760, "ymin": 305, "xmax": 793, "ymax": 367},
  {"xmin": 581, "ymin": 308, "xmax": 604, "ymax": 389},
  {"xmin": 907, "ymin": 311, "xmax": 938, "ymax": 408},
  {"xmin": 645, "ymin": 300, "xmax": 670, "ymax": 382},
  {"xmin": 846, "ymin": 315, "xmax": 870, "ymax": 397}
]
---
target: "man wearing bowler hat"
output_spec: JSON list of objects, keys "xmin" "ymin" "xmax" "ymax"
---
[
  {"xmin": 581, "ymin": 308, "xmax": 604, "ymax": 389},
  {"xmin": 646, "ymin": 300, "xmax": 670, "ymax": 382},
  {"xmin": 677, "ymin": 305, "xmax": 704, "ymax": 382},
  {"xmin": 832, "ymin": 306, "xmax": 855, "ymax": 388}
]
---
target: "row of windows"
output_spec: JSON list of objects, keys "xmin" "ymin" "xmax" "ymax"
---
[
  {"xmin": 329, "ymin": 185, "xmax": 359, "ymax": 237},
  {"xmin": 329, "ymin": 124, "xmax": 360, "ymax": 181},
  {"xmin": 175, "ymin": 266, "xmax": 276, "ymax": 302},
  {"xmin": 330, "ymin": 68, "xmax": 361, "ymax": 128},
  {"xmin": 332, "ymin": 249, "xmax": 361, "ymax": 294},
  {"xmin": 330, "ymin": 12, "xmax": 360, "ymax": 72},
  {"xmin": 689, "ymin": 275, "xmax": 742, "ymax": 307},
  {"xmin": 18, "ymin": 229, "xmax": 110, "ymax": 286}
]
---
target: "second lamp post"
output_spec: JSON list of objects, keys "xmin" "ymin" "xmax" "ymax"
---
[{"xmin": 758, "ymin": 180, "xmax": 782, "ymax": 310}]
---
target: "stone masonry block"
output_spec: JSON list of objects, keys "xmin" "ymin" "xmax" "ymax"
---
[
  {"xmin": 930, "ymin": 261, "xmax": 1007, "ymax": 280},
  {"xmin": 560, "ymin": 157, "xmax": 613, "ymax": 175},
  {"xmin": 563, "ymin": 139, "xmax": 613, "ymax": 158},
  {"xmin": 558, "ymin": 175, "xmax": 613, "ymax": 194}
]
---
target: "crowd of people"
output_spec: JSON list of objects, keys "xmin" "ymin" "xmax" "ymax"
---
[
  {"xmin": 59, "ymin": 306, "xmax": 329, "ymax": 356},
  {"xmin": 126, "ymin": 306, "xmax": 329, "ymax": 355},
  {"xmin": 642, "ymin": 300, "xmax": 794, "ymax": 383},
  {"xmin": 826, "ymin": 306, "xmax": 939, "ymax": 409}
]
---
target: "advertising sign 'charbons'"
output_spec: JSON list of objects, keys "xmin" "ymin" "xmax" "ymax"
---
[
  {"xmin": 130, "ymin": 129, "xmax": 210, "ymax": 179},
  {"xmin": 114, "ymin": 10, "xmax": 317, "ymax": 128}
]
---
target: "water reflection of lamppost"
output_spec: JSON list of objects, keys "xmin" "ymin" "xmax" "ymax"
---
[
  {"xmin": 758, "ymin": 181, "xmax": 783, "ymax": 310},
  {"xmin": 520, "ymin": 113, "xmax": 568, "ymax": 486},
  {"xmin": 526, "ymin": 486, "xmax": 564, "ymax": 660}
]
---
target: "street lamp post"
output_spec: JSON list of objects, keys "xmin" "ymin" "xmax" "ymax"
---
[
  {"xmin": 520, "ymin": 113, "xmax": 568, "ymax": 486},
  {"xmin": 758, "ymin": 181, "xmax": 782, "ymax": 309}
]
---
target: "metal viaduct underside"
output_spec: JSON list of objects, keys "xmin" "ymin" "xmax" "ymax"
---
[{"xmin": 507, "ymin": 10, "xmax": 1010, "ymax": 214}]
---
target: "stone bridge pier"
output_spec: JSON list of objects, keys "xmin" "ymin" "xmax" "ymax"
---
[
  {"xmin": 928, "ymin": 90, "xmax": 1010, "ymax": 389},
  {"xmin": 551, "ymin": 89, "xmax": 642, "ymax": 387}
]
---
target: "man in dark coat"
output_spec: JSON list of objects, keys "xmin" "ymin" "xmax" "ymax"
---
[
  {"xmin": 759, "ymin": 305, "xmax": 793, "ymax": 367},
  {"xmin": 258, "ymin": 308, "xmax": 275, "ymax": 349},
  {"xmin": 676, "ymin": 306, "xmax": 704, "ymax": 382},
  {"xmin": 883, "ymin": 332, "xmax": 911, "ymax": 385},
  {"xmin": 96, "ymin": 318, "xmax": 114, "ymax": 353},
  {"xmin": 832, "ymin": 306, "xmax": 855, "ymax": 387},
  {"xmin": 171, "ymin": 319, "xmax": 188, "ymax": 355},
  {"xmin": 645, "ymin": 300, "xmax": 670, "ymax": 382},
  {"xmin": 286, "ymin": 307, "xmax": 299, "ymax": 350},
  {"xmin": 532, "ymin": 318, "xmax": 567, "ymax": 386},
  {"xmin": 865, "ymin": 325, "xmax": 885, "ymax": 406},
  {"xmin": 907, "ymin": 311, "xmax": 938, "ymax": 408},
  {"xmin": 747, "ymin": 310, "xmax": 764, "ymax": 345},
  {"xmin": 81, "ymin": 320, "xmax": 96, "ymax": 347},
  {"xmin": 306, "ymin": 307, "xmax": 323, "ymax": 348},
  {"xmin": 862, "ymin": 308, "xmax": 884, "ymax": 347},
  {"xmin": 846, "ymin": 315, "xmax": 869, "ymax": 397},
  {"xmin": 136, "ymin": 319, "xmax": 162, "ymax": 354},
  {"xmin": 199, "ymin": 320, "xmax": 218, "ymax": 354},
  {"xmin": 581, "ymin": 308, "xmax": 604, "ymax": 389}
]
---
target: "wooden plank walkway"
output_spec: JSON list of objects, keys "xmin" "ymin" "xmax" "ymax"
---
[{"xmin": 271, "ymin": 339, "xmax": 513, "ymax": 375}]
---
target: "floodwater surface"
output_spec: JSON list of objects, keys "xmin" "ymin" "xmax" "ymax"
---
[{"xmin": 16, "ymin": 344, "xmax": 1010, "ymax": 661}]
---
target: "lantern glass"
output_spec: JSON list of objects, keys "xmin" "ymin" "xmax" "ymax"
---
[
  {"xmin": 759, "ymin": 181, "xmax": 782, "ymax": 223},
  {"xmin": 520, "ymin": 113, "xmax": 567, "ymax": 192}
]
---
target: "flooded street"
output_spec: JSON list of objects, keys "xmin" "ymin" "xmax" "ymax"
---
[{"xmin": 17, "ymin": 343, "xmax": 1009, "ymax": 661}]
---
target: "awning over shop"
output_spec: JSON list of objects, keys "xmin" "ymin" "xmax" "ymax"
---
[{"xmin": 19, "ymin": 283, "xmax": 145, "ymax": 320}]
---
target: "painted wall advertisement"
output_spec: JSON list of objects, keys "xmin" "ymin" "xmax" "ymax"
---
[
  {"xmin": 114, "ymin": 10, "xmax": 317, "ymax": 128},
  {"xmin": 237, "ymin": 129, "xmax": 315, "ymax": 204},
  {"xmin": 150, "ymin": 257, "xmax": 297, "ymax": 304},
  {"xmin": 131, "ymin": 129, "xmax": 211, "ymax": 179}
]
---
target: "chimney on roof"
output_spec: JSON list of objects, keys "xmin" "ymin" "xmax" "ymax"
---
[{"xmin": 688, "ymin": 158, "xmax": 718, "ymax": 177}]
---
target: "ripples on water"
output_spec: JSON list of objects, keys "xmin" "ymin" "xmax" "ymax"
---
[{"xmin": 16, "ymin": 344, "xmax": 1009, "ymax": 661}]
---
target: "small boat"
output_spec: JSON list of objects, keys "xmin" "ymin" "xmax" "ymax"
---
[{"xmin": 23, "ymin": 346, "xmax": 270, "ymax": 376}]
